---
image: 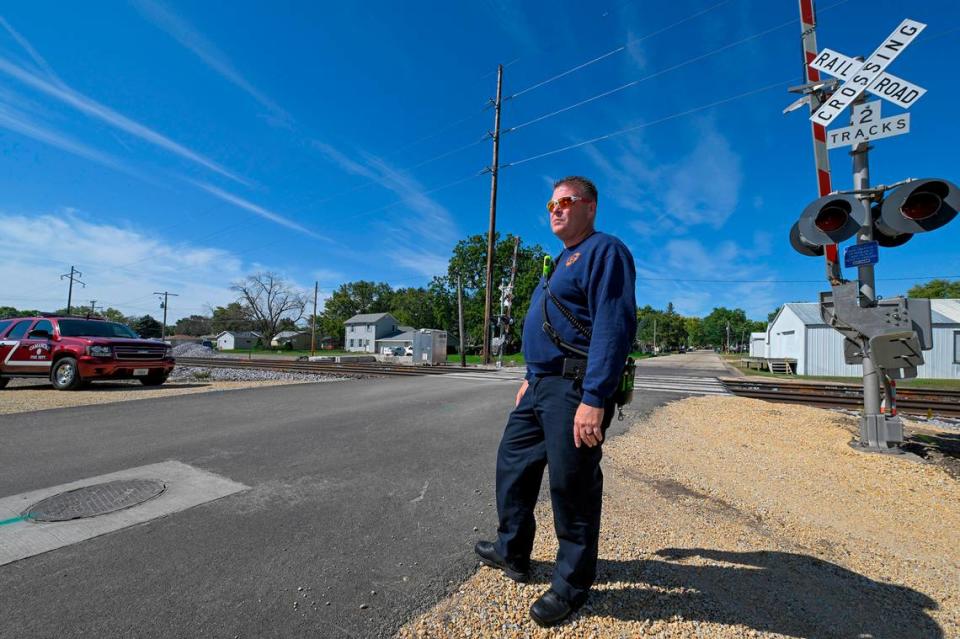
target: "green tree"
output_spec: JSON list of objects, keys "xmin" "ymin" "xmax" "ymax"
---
[
  {"xmin": 684, "ymin": 316, "xmax": 705, "ymax": 347},
  {"xmin": 634, "ymin": 303, "xmax": 687, "ymax": 352},
  {"xmin": 133, "ymin": 315, "xmax": 163, "ymax": 338},
  {"xmin": 441, "ymin": 233, "xmax": 546, "ymax": 350},
  {"xmin": 175, "ymin": 314, "xmax": 213, "ymax": 336},
  {"xmin": 701, "ymin": 307, "xmax": 762, "ymax": 351},
  {"xmin": 211, "ymin": 302, "xmax": 252, "ymax": 334},
  {"xmin": 907, "ymin": 279, "xmax": 960, "ymax": 298},
  {"xmin": 391, "ymin": 287, "xmax": 440, "ymax": 330},
  {"xmin": 319, "ymin": 280, "xmax": 394, "ymax": 344},
  {"xmin": 100, "ymin": 307, "xmax": 128, "ymax": 324}
]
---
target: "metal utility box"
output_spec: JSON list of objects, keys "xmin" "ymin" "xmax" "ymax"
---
[{"xmin": 412, "ymin": 329, "xmax": 447, "ymax": 365}]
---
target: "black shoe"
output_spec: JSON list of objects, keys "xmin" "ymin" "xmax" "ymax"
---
[
  {"xmin": 529, "ymin": 588, "xmax": 585, "ymax": 627},
  {"xmin": 473, "ymin": 541, "xmax": 529, "ymax": 583}
]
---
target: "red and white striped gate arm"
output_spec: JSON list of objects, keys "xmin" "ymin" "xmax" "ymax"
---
[{"xmin": 798, "ymin": 0, "xmax": 843, "ymax": 282}]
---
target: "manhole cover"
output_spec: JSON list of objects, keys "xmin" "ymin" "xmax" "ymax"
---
[{"xmin": 21, "ymin": 479, "xmax": 166, "ymax": 522}]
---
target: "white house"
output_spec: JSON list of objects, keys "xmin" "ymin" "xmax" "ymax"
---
[
  {"xmin": 216, "ymin": 331, "xmax": 262, "ymax": 351},
  {"xmin": 764, "ymin": 300, "xmax": 960, "ymax": 378},
  {"xmin": 344, "ymin": 313, "xmax": 406, "ymax": 353}
]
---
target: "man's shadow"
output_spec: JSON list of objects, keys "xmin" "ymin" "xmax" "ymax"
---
[{"xmin": 527, "ymin": 548, "xmax": 941, "ymax": 637}]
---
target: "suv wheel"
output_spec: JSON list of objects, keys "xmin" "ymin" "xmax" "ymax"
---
[
  {"xmin": 140, "ymin": 372, "xmax": 169, "ymax": 387},
  {"xmin": 0, "ymin": 378, "xmax": 8, "ymax": 390},
  {"xmin": 51, "ymin": 357, "xmax": 82, "ymax": 391}
]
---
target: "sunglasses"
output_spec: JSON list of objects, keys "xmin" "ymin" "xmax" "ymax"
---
[{"xmin": 546, "ymin": 195, "xmax": 591, "ymax": 213}]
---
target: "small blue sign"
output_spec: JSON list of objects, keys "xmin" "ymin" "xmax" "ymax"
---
[{"xmin": 844, "ymin": 241, "xmax": 879, "ymax": 268}]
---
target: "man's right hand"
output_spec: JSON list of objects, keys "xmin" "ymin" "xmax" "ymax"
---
[{"xmin": 515, "ymin": 380, "xmax": 529, "ymax": 407}]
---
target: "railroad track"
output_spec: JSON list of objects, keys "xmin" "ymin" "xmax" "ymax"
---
[
  {"xmin": 175, "ymin": 357, "xmax": 502, "ymax": 379},
  {"xmin": 722, "ymin": 378, "xmax": 960, "ymax": 418}
]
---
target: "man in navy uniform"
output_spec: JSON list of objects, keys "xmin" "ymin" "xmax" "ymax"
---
[{"xmin": 475, "ymin": 176, "xmax": 637, "ymax": 627}]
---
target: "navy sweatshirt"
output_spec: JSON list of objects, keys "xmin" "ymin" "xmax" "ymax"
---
[{"xmin": 521, "ymin": 231, "xmax": 637, "ymax": 407}]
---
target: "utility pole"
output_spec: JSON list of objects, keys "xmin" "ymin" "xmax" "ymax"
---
[
  {"xmin": 88, "ymin": 300, "xmax": 99, "ymax": 316},
  {"xmin": 153, "ymin": 291, "xmax": 179, "ymax": 340},
  {"xmin": 311, "ymin": 281, "xmax": 318, "ymax": 357},
  {"xmin": 481, "ymin": 63, "xmax": 504, "ymax": 365},
  {"xmin": 457, "ymin": 275, "xmax": 466, "ymax": 368},
  {"xmin": 653, "ymin": 317, "xmax": 658, "ymax": 355},
  {"xmin": 725, "ymin": 321, "xmax": 731, "ymax": 353},
  {"xmin": 60, "ymin": 266, "xmax": 85, "ymax": 314}
]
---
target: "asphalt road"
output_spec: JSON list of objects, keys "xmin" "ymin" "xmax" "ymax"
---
[{"xmin": 0, "ymin": 355, "xmax": 723, "ymax": 638}]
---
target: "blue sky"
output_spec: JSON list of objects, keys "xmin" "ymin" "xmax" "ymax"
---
[{"xmin": 1, "ymin": 0, "xmax": 957, "ymax": 323}]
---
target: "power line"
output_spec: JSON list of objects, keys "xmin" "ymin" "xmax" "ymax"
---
[
  {"xmin": 507, "ymin": 46, "xmax": 625, "ymax": 100},
  {"xmin": 386, "ymin": 108, "xmax": 488, "ymax": 156},
  {"xmin": 504, "ymin": 0, "xmax": 852, "ymax": 135},
  {"xmin": 502, "ymin": 79, "xmax": 788, "ymax": 168},
  {"xmin": 505, "ymin": 0, "xmax": 732, "ymax": 101}
]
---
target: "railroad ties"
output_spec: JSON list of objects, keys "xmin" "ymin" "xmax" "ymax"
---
[
  {"xmin": 174, "ymin": 357, "xmax": 516, "ymax": 380},
  {"xmin": 722, "ymin": 378, "xmax": 960, "ymax": 418}
]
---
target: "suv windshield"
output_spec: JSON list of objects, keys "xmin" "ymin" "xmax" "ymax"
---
[{"xmin": 58, "ymin": 319, "xmax": 139, "ymax": 339}]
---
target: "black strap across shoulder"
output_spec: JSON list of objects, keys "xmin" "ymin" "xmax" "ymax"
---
[{"xmin": 541, "ymin": 253, "xmax": 589, "ymax": 358}]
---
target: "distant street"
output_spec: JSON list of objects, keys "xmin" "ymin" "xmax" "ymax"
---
[{"xmin": 0, "ymin": 354, "xmax": 727, "ymax": 638}]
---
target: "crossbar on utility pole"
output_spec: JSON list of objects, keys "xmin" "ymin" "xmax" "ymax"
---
[
  {"xmin": 153, "ymin": 291, "xmax": 179, "ymax": 340},
  {"xmin": 481, "ymin": 63, "xmax": 504, "ymax": 365},
  {"xmin": 60, "ymin": 266, "xmax": 85, "ymax": 314}
]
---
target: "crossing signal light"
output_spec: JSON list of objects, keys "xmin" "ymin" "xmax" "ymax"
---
[
  {"xmin": 871, "ymin": 205, "xmax": 912, "ymax": 247},
  {"xmin": 876, "ymin": 178, "xmax": 959, "ymax": 235},
  {"xmin": 790, "ymin": 222, "xmax": 824, "ymax": 256},
  {"xmin": 791, "ymin": 193, "xmax": 865, "ymax": 255}
]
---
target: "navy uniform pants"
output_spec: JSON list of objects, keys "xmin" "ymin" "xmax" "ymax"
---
[{"xmin": 493, "ymin": 373, "xmax": 615, "ymax": 603}]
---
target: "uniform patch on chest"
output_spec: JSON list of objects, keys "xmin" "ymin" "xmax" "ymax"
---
[{"xmin": 565, "ymin": 252, "xmax": 581, "ymax": 267}]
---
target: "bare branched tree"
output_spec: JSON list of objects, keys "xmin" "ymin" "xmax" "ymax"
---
[{"xmin": 231, "ymin": 272, "xmax": 307, "ymax": 343}]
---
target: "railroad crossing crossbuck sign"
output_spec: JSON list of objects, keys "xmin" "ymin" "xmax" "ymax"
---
[{"xmin": 810, "ymin": 18, "xmax": 926, "ymax": 128}]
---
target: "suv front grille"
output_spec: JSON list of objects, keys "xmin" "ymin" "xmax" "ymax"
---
[{"xmin": 114, "ymin": 345, "xmax": 167, "ymax": 360}]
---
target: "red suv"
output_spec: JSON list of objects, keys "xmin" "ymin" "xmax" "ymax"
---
[{"xmin": 0, "ymin": 316, "xmax": 175, "ymax": 390}]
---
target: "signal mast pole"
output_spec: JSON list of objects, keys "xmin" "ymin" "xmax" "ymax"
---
[{"xmin": 797, "ymin": 0, "xmax": 842, "ymax": 284}]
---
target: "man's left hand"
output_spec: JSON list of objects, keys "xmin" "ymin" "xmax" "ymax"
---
[{"xmin": 573, "ymin": 402, "xmax": 605, "ymax": 448}]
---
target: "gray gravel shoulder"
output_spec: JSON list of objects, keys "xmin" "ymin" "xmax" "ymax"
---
[{"xmin": 397, "ymin": 396, "xmax": 958, "ymax": 638}]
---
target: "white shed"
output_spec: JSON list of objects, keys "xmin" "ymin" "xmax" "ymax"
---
[
  {"xmin": 749, "ymin": 332, "xmax": 768, "ymax": 358},
  {"xmin": 766, "ymin": 300, "xmax": 960, "ymax": 379},
  {"xmin": 216, "ymin": 331, "xmax": 262, "ymax": 351}
]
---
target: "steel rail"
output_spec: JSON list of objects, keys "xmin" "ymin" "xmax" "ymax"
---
[
  {"xmin": 721, "ymin": 378, "xmax": 960, "ymax": 400},
  {"xmin": 722, "ymin": 379, "xmax": 960, "ymax": 417}
]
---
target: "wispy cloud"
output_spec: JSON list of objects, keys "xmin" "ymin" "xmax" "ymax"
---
[
  {"xmin": 132, "ymin": 0, "xmax": 293, "ymax": 128},
  {"xmin": 312, "ymin": 140, "xmax": 459, "ymax": 277},
  {"xmin": 192, "ymin": 181, "xmax": 328, "ymax": 241},
  {"xmin": 0, "ymin": 57, "xmax": 247, "ymax": 184},
  {"xmin": 0, "ymin": 15, "xmax": 63, "ymax": 86},
  {"xmin": 0, "ymin": 99, "xmax": 151, "ymax": 181},
  {"xmin": 0, "ymin": 209, "xmax": 251, "ymax": 319},
  {"xmin": 583, "ymin": 118, "xmax": 742, "ymax": 236}
]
